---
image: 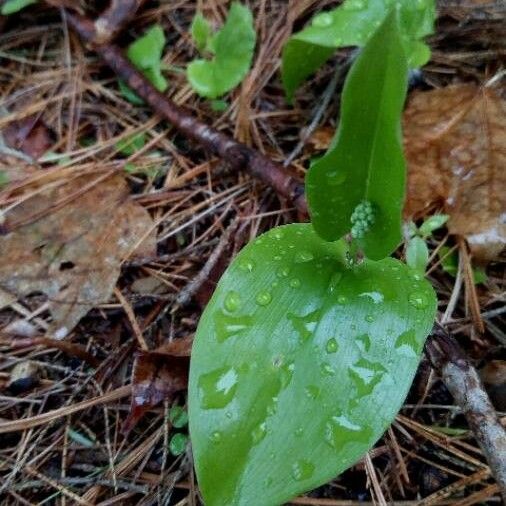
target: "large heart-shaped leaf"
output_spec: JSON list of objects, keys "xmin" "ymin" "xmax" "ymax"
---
[
  {"xmin": 281, "ymin": 0, "xmax": 434, "ymax": 101},
  {"xmin": 189, "ymin": 224, "xmax": 436, "ymax": 506},
  {"xmin": 306, "ymin": 11, "xmax": 408, "ymax": 260}
]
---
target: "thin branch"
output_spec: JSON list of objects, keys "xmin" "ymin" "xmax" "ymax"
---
[
  {"xmin": 426, "ymin": 325, "xmax": 506, "ymax": 502},
  {"xmin": 58, "ymin": 9, "xmax": 307, "ymax": 215}
]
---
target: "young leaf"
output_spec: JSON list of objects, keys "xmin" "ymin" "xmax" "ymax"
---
[
  {"xmin": 405, "ymin": 236, "xmax": 429, "ymax": 273},
  {"xmin": 281, "ymin": 0, "xmax": 434, "ymax": 101},
  {"xmin": 1, "ymin": 0, "xmax": 37, "ymax": 15},
  {"xmin": 120, "ymin": 25, "xmax": 168, "ymax": 104},
  {"xmin": 418, "ymin": 214, "xmax": 449, "ymax": 238},
  {"xmin": 191, "ymin": 12, "xmax": 211, "ymax": 52},
  {"xmin": 169, "ymin": 433, "xmax": 189, "ymax": 456},
  {"xmin": 189, "ymin": 224, "xmax": 436, "ymax": 506},
  {"xmin": 187, "ymin": 3, "xmax": 256, "ymax": 99},
  {"xmin": 306, "ymin": 12, "xmax": 408, "ymax": 260}
]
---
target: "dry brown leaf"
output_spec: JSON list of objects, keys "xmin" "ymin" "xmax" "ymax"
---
[
  {"xmin": 0, "ymin": 173, "xmax": 155, "ymax": 336},
  {"xmin": 124, "ymin": 340, "xmax": 190, "ymax": 432},
  {"xmin": 3, "ymin": 116, "xmax": 53, "ymax": 160},
  {"xmin": 403, "ymin": 83, "xmax": 506, "ymax": 262}
]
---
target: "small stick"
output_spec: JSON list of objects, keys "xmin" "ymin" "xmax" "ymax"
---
[
  {"xmin": 426, "ymin": 325, "xmax": 506, "ymax": 502},
  {"xmin": 59, "ymin": 10, "xmax": 308, "ymax": 216}
]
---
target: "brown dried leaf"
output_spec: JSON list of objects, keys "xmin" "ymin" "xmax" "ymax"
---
[
  {"xmin": 404, "ymin": 83, "xmax": 506, "ymax": 262},
  {"xmin": 3, "ymin": 116, "xmax": 53, "ymax": 160},
  {"xmin": 124, "ymin": 340, "xmax": 190, "ymax": 432},
  {"xmin": 0, "ymin": 173, "xmax": 156, "ymax": 336}
]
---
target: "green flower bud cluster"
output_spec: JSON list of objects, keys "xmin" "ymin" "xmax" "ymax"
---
[{"xmin": 350, "ymin": 200, "xmax": 375, "ymax": 239}]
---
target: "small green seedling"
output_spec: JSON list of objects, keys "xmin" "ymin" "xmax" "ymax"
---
[
  {"xmin": 1, "ymin": 0, "xmax": 36, "ymax": 15},
  {"xmin": 405, "ymin": 214, "xmax": 449, "ymax": 273},
  {"xmin": 169, "ymin": 432, "xmax": 189, "ymax": 456},
  {"xmin": 120, "ymin": 24, "xmax": 168, "ymax": 105},
  {"xmin": 187, "ymin": 3, "xmax": 256, "ymax": 99},
  {"xmin": 189, "ymin": 10, "xmax": 437, "ymax": 505},
  {"xmin": 281, "ymin": 0, "xmax": 435, "ymax": 101}
]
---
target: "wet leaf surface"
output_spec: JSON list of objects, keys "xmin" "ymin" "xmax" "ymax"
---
[
  {"xmin": 189, "ymin": 224, "xmax": 436, "ymax": 505},
  {"xmin": 404, "ymin": 83, "xmax": 506, "ymax": 262},
  {"xmin": 0, "ymin": 173, "xmax": 155, "ymax": 336}
]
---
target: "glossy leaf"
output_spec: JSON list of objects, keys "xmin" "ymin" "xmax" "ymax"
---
[
  {"xmin": 187, "ymin": 3, "xmax": 256, "ymax": 99},
  {"xmin": 120, "ymin": 25, "xmax": 168, "ymax": 104},
  {"xmin": 189, "ymin": 224, "xmax": 436, "ymax": 506},
  {"xmin": 281, "ymin": 0, "xmax": 434, "ymax": 101},
  {"xmin": 306, "ymin": 12, "xmax": 408, "ymax": 260},
  {"xmin": 1, "ymin": 0, "xmax": 36, "ymax": 15},
  {"xmin": 405, "ymin": 236, "xmax": 428, "ymax": 273}
]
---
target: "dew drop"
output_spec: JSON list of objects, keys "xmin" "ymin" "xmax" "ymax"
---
[
  {"xmin": 256, "ymin": 290, "xmax": 272, "ymax": 306},
  {"xmin": 272, "ymin": 229, "xmax": 284, "ymax": 240},
  {"xmin": 359, "ymin": 291, "xmax": 384, "ymax": 304},
  {"xmin": 349, "ymin": 358, "xmax": 386, "ymax": 398},
  {"xmin": 252, "ymin": 422, "xmax": 267, "ymax": 444},
  {"xmin": 409, "ymin": 291, "xmax": 429, "ymax": 309},
  {"xmin": 214, "ymin": 311, "xmax": 253, "ymax": 342},
  {"xmin": 289, "ymin": 309, "xmax": 320, "ymax": 343},
  {"xmin": 337, "ymin": 295, "xmax": 348, "ymax": 305},
  {"xmin": 210, "ymin": 431, "xmax": 222, "ymax": 443},
  {"xmin": 295, "ymin": 250, "xmax": 314, "ymax": 263},
  {"xmin": 326, "ymin": 337, "xmax": 339, "ymax": 354},
  {"xmin": 276, "ymin": 265, "xmax": 290, "ymax": 278},
  {"xmin": 312, "ymin": 12, "xmax": 333, "ymax": 27},
  {"xmin": 292, "ymin": 459, "xmax": 315, "ymax": 481},
  {"xmin": 239, "ymin": 258, "xmax": 255, "ymax": 272},
  {"xmin": 223, "ymin": 290, "xmax": 241, "ymax": 312},
  {"xmin": 199, "ymin": 367, "xmax": 238, "ymax": 409},
  {"xmin": 365, "ymin": 314, "xmax": 374, "ymax": 323},
  {"xmin": 289, "ymin": 278, "xmax": 301, "ymax": 288},
  {"xmin": 324, "ymin": 414, "xmax": 372, "ymax": 450},
  {"xmin": 294, "ymin": 427, "xmax": 304, "ymax": 438}
]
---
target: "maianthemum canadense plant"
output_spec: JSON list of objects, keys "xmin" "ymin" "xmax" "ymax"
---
[{"xmin": 188, "ymin": 3, "xmax": 438, "ymax": 506}]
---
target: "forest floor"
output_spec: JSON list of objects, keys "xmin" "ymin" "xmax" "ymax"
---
[{"xmin": 0, "ymin": 1, "xmax": 505, "ymax": 505}]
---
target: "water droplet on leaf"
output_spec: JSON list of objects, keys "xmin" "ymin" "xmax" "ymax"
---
[
  {"xmin": 199, "ymin": 367, "xmax": 238, "ymax": 409},
  {"xmin": 312, "ymin": 12, "xmax": 333, "ymax": 27},
  {"xmin": 295, "ymin": 250, "xmax": 314, "ymax": 263},
  {"xmin": 292, "ymin": 459, "xmax": 315, "ymax": 481},
  {"xmin": 326, "ymin": 337, "xmax": 338, "ymax": 354},
  {"xmin": 256, "ymin": 290, "xmax": 272, "ymax": 306},
  {"xmin": 409, "ymin": 291, "xmax": 429, "ymax": 309},
  {"xmin": 224, "ymin": 290, "xmax": 241, "ymax": 312}
]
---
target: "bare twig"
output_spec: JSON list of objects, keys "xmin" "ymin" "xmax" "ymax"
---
[
  {"xmin": 54, "ymin": 8, "xmax": 307, "ymax": 215},
  {"xmin": 94, "ymin": 0, "xmax": 148, "ymax": 44},
  {"xmin": 426, "ymin": 325, "xmax": 506, "ymax": 502}
]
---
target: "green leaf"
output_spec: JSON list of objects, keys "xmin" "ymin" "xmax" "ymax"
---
[
  {"xmin": 169, "ymin": 433, "xmax": 189, "ymax": 456},
  {"xmin": 1, "ymin": 0, "xmax": 37, "ymax": 15},
  {"xmin": 187, "ymin": 3, "xmax": 256, "ymax": 99},
  {"xmin": 189, "ymin": 223, "xmax": 436, "ymax": 506},
  {"xmin": 306, "ymin": 12, "xmax": 408, "ymax": 260},
  {"xmin": 191, "ymin": 12, "xmax": 211, "ymax": 52},
  {"xmin": 281, "ymin": 0, "xmax": 434, "ymax": 101},
  {"xmin": 116, "ymin": 132, "xmax": 146, "ymax": 156},
  {"xmin": 418, "ymin": 214, "xmax": 449, "ymax": 238},
  {"xmin": 120, "ymin": 24, "xmax": 168, "ymax": 104},
  {"xmin": 169, "ymin": 405, "xmax": 189, "ymax": 428},
  {"xmin": 405, "ymin": 236, "xmax": 429, "ymax": 273}
]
